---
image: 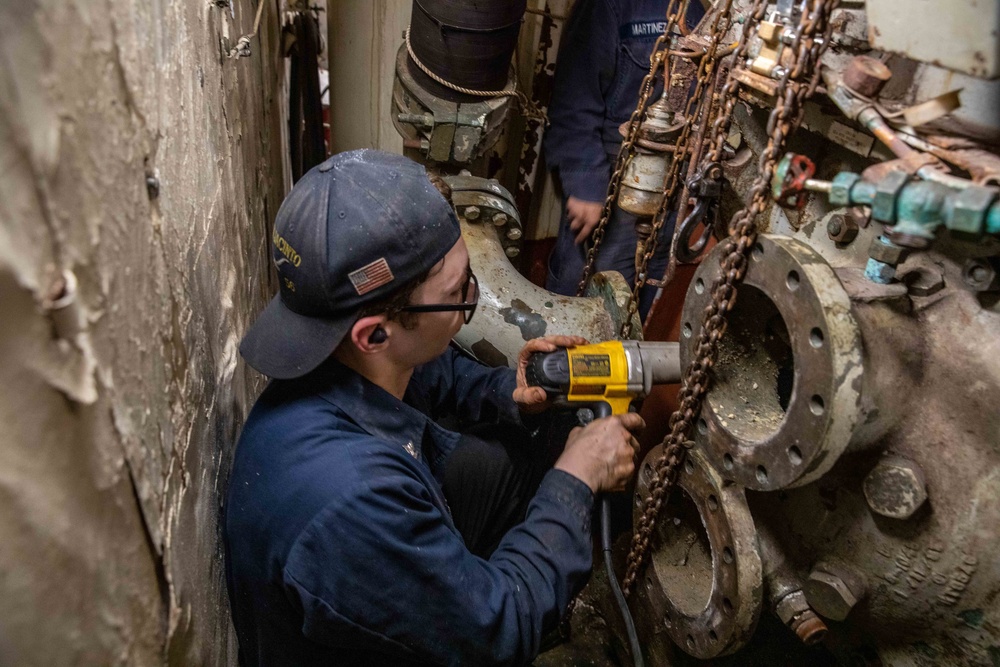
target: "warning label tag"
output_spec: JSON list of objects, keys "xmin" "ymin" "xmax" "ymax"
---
[{"xmin": 571, "ymin": 354, "xmax": 612, "ymax": 378}]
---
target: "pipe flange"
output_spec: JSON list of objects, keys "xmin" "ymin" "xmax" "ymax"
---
[
  {"xmin": 632, "ymin": 447, "xmax": 762, "ymax": 659},
  {"xmin": 679, "ymin": 234, "xmax": 863, "ymax": 491}
]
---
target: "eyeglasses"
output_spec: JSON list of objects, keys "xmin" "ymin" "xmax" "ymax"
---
[{"xmin": 399, "ymin": 270, "xmax": 479, "ymax": 325}]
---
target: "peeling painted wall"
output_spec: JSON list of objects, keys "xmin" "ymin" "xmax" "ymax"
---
[{"xmin": 0, "ymin": 0, "xmax": 287, "ymax": 664}]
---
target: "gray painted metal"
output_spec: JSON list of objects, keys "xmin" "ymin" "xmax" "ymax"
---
[{"xmin": 451, "ymin": 175, "xmax": 642, "ymax": 368}]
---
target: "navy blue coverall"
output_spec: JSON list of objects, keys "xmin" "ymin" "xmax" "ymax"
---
[
  {"xmin": 224, "ymin": 348, "xmax": 594, "ymax": 666},
  {"xmin": 544, "ymin": 0, "xmax": 705, "ymax": 317}
]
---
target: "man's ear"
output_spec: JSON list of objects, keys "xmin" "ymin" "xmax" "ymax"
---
[{"xmin": 349, "ymin": 315, "xmax": 389, "ymax": 353}]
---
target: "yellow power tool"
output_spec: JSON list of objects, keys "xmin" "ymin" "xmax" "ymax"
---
[
  {"xmin": 526, "ymin": 339, "xmax": 681, "ymax": 667},
  {"xmin": 525, "ymin": 340, "xmax": 681, "ymax": 420}
]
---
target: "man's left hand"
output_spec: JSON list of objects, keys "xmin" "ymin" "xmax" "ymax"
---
[{"xmin": 513, "ymin": 335, "xmax": 589, "ymax": 414}]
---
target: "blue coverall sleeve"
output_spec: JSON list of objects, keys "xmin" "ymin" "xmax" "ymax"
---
[
  {"xmin": 283, "ymin": 459, "xmax": 594, "ymax": 666},
  {"xmin": 543, "ymin": 0, "xmax": 621, "ymax": 202},
  {"xmin": 412, "ymin": 347, "xmax": 522, "ymax": 425}
]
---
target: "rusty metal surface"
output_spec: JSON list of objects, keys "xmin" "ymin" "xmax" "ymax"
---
[
  {"xmin": 678, "ymin": 234, "xmax": 864, "ymax": 491},
  {"xmin": 625, "ymin": 0, "xmax": 840, "ymax": 603},
  {"xmin": 639, "ymin": 240, "xmax": 1000, "ymax": 665},
  {"xmin": 633, "ymin": 447, "xmax": 763, "ymax": 659},
  {"xmin": 616, "ymin": 2, "xmax": 1000, "ymax": 663},
  {"xmin": 866, "ymin": 0, "xmax": 1000, "ymax": 78}
]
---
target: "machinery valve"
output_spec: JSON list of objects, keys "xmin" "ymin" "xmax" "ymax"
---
[{"xmin": 772, "ymin": 153, "xmax": 819, "ymax": 209}]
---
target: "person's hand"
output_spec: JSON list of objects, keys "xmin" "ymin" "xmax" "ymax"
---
[
  {"xmin": 513, "ymin": 335, "xmax": 589, "ymax": 414},
  {"xmin": 555, "ymin": 413, "xmax": 644, "ymax": 493},
  {"xmin": 566, "ymin": 196, "xmax": 604, "ymax": 245}
]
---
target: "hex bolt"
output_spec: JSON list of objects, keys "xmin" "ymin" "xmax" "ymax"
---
[
  {"xmin": 492, "ymin": 212, "xmax": 508, "ymax": 227},
  {"xmin": 805, "ymin": 565, "xmax": 865, "ymax": 621},
  {"xmin": 506, "ymin": 227, "xmax": 522, "ymax": 241},
  {"xmin": 827, "ymin": 213, "xmax": 858, "ymax": 244},
  {"xmin": 868, "ymin": 236, "xmax": 906, "ymax": 265},
  {"xmin": 504, "ymin": 245, "xmax": 520, "ymax": 258},
  {"xmin": 464, "ymin": 206, "xmax": 481, "ymax": 221},
  {"xmin": 863, "ymin": 454, "xmax": 928, "ymax": 520},
  {"xmin": 962, "ymin": 258, "xmax": 1000, "ymax": 292}
]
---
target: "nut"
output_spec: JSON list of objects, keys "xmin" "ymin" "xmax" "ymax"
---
[
  {"xmin": 492, "ymin": 212, "xmax": 508, "ymax": 227},
  {"xmin": 868, "ymin": 236, "xmax": 906, "ymax": 265},
  {"xmin": 775, "ymin": 590, "xmax": 808, "ymax": 626},
  {"xmin": 775, "ymin": 591, "xmax": 828, "ymax": 645},
  {"xmin": 829, "ymin": 172, "xmax": 860, "ymax": 207},
  {"xmin": 863, "ymin": 454, "xmax": 928, "ymax": 520},
  {"xmin": 790, "ymin": 611, "xmax": 828, "ymax": 645},
  {"xmin": 951, "ymin": 185, "xmax": 998, "ymax": 235},
  {"xmin": 805, "ymin": 570, "xmax": 859, "ymax": 621},
  {"xmin": 506, "ymin": 227, "xmax": 522, "ymax": 241},
  {"xmin": 872, "ymin": 171, "xmax": 910, "ymax": 223},
  {"xmin": 504, "ymin": 245, "xmax": 520, "ymax": 258},
  {"xmin": 865, "ymin": 258, "xmax": 897, "ymax": 284},
  {"xmin": 827, "ymin": 213, "xmax": 859, "ymax": 244},
  {"xmin": 464, "ymin": 205, "xmax": 481, "ymax": 221}
]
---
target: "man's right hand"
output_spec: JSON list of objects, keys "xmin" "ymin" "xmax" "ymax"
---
[
  {"xmin": 566, "ymin": 196, "xmax": 604, "ymax": 245},
  {"xmin": 555, "ymin": 413, "xmax": 644, "ymax": 493}
]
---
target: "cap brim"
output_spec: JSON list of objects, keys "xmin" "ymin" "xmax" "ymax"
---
[{"xmin": 239, "ymin": 294, "xmax": 352, "ymax": 379}]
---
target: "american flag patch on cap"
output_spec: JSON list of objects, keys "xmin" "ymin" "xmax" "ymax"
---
[{"xmin": 348, "ymin": 257, "xmax": 394, "ymax": 295}]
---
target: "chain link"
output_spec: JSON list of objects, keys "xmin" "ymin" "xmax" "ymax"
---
[
  {"xmin": 622, "ymin": 0, "xmax": 840, "ymax": 598},
  {"xmin": 617, "ymin": 0, "xmax": 738, "ymax": 339},
  {"xmin": 574, "ymin": 0, "xmax": 685, "ymax": 297}
]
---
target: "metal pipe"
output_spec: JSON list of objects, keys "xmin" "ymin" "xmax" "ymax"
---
[
  {"xmin": 824, "ymin": 68, "xmax": 977, "ymax": 192},
  {"xmin": 857, "ymin": 107, "xmax": 971, "ymax": 189}
]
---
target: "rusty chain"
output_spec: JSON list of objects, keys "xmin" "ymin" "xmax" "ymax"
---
[
  {"xmin": 574, "ymin": 0, "xmax": 684, "ymax": 297},
  {"xmin": 622, "ymin": 0, "xmax": 840, "ymax": 598},
  {"xmin": 617, "ymin": 0, "xmax": 737, "ymax": 339}
]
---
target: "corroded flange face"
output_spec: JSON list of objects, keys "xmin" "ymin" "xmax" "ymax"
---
[
  {"xmin": 680, "ymin": 234, "xmax": 863, "ymax": 491},
  {"xmin": 632, "ymin": 447, "xmax": 762, "ymax": 659}
]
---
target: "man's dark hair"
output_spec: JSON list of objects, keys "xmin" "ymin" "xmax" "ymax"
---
[{"xmin": 355, "ymin": 172, "xmax": 452, "ymax": 330}]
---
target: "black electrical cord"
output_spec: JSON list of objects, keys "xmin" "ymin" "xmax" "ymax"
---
[
  {"xmin": 584, "ymin": 403, "xmax": 643, "ymax": 667},
  {"xmin": 601, "ymin": 497, "xmax": 645, "ymax": 667}
]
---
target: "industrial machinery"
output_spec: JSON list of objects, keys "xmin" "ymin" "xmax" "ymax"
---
[
  {"xmin": 390, "ymin": 0, "xmax": 1000, "ymax": 664},
  {"xmin": 620, "ymin": 2, "xmax": 1000, "ymax": 666}
]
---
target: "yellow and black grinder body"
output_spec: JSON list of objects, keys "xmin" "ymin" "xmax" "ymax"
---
[{"xmin": 526, "ymin": 340, "xmax": 680, "ymax": 667}]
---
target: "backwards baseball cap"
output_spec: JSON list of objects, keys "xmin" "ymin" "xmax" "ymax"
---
[{"xmin": 239, "ymin": 149, "xmax": 461, "ymax": 379}]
